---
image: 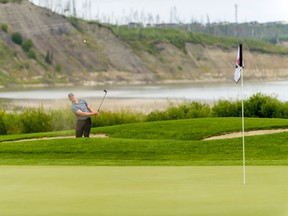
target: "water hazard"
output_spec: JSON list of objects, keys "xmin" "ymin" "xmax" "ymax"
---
[{"xmin": 0, "ymin": 81, "xmax": 287, "ymax": 102}]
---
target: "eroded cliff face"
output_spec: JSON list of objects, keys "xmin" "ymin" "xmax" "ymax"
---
[
  {"xmin": 0, "ymin": 0, "xmax": 288, "ymax": 87},
  {"xmin": 134, "ymin": 42, "xmax": 288, "ymax": 83}
]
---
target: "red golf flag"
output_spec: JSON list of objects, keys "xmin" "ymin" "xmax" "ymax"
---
[{"xmin": 234, "ymin": 44, "xmax": 243, "ymax": 83}]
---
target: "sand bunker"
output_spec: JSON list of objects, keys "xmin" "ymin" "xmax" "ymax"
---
[{"xmin": 204, "ymin": 129, "xmax": 288, "ymax": 140}]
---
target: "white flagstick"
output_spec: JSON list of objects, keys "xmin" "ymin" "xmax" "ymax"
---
[
  {"xmin": 234, "ymin": 44, "xmax": 246, "ymax": 185},
  {"xmin": 241, "ymin": 68, "xmax": 246, "ymax": 185}
]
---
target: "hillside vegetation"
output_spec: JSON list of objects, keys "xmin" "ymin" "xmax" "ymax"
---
[
  {"xmin": 1, "ymin": 0, "xmax": 288, "ymax": 87},
  {"xmin": 175, "ymin": 21, "xmax": 288, "ymax": 45}
]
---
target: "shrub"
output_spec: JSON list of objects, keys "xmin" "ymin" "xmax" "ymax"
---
[
  {"xmin": 1, "ymin": 106, "xmax": 23, "ymax": 134},
  {"xmin": 244, "ymin": 93, "xmax": 265, "ymax": 117},
  {"xmin": 0, "ymin": 0, "xmax": 22, "ymax": 3},
  {"xmin": 212, "ymin": 100, "xmax": 242, "ymax": 117},
  {"xmin": 212, "ymin": 93, "xmax": 285, "ymax": 118},
  {"xmin": 0, "ymin": 109, "xmax": 7, "ymax": 135},
  {"xmin": 27, "ymin": 49, "xmax": 36, "ymax": 59},
  {"xmin": 180, "ymin": 102, "xmax": 211, "ymax": 118},
  {"xmin": 68, "ymin": 17, "xmax": 83, "ymax": 32},
  {"xmin": 55, "ymin": 64, "xmax": 62, "ymax": 72},
  {"xmin": 20, "ymin": 107, "xmax": 52, "ymax": 133},
  {"xmin": 3, "ymin": 112, "xmax": 23, "ymax": 134},
  {"xmin": 146, "ymin": 101, "xmax": 211, "ymax": 121},
  {"xmin": 146, "ymin": 110, "xmax": 168, "ymax": 122},
  {"xmin": 49, "ymin": 108, "xmax": 75, "ymax": 131},
  {"xmin": 93, "ymin": 110, "xmax": 145, "ymax": 127},
  {"xmin": 45, "ymin": 50, "xmax": 53, "ymax": 64},
  {"xmin": 0, "ymin": 92, "xmax": 287, "ymax": 135},
  {"xmin": 11, "ymin": 32, "xmax": 23, "ymax": 45},
  {"xmin": 281, "ymin": 102, "xmax": 288, "ymax": 118},
  {"xmin": 1, "ymin": 23, "xmax": 8, "ymax": 32},
  {"xmin": 20, "ymin": 39, "xmax": 37, "ymax": 59},
  {"xmin": 244, "ymin": 93, "xmax": 280, "ymax": 118},
  {"xmin": 259, "ymin": 96, "xmax": 283, "ymax": 118},
  {"xmin": 22, "ymin": 39, "xmax": 33, "ymax": 52}
]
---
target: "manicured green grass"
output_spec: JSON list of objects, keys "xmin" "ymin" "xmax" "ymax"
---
[
  {"xmin": 0, "ymin": 133, "xmax": 287, "ymax": 166},
  {"xmin": 92, "ymin": 117, "xmax": 288, "ymax": 140},
  {"xmin": 0, "ymin": 118, "xmax": 287, "ymax": 166},
  {"xmin": 0, "ymin": 118, "xmax": 287, "ymax": 215},
  {"xmin": 1, "ymin": 117, "xmax": 287, "ymax": 142},
  {"xmin": 0, "ymin": 166, "xmax": 287, "ymax": 216}
]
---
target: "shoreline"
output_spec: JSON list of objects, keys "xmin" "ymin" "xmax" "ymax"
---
[{"xmin": 4, "ymin": 98, "xmax": 186, "ymax": 113}]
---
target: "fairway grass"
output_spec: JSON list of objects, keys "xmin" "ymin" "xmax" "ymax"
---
[
  {"xmin": 0, "ymin": 118, "xmax": 287, "ymax": 215},
  {"xmin": 0, "ymin": 131, "xmax": 287, "ymax": 166},
  {"xmin": 0, "ymin": 166, "xmax": 287, "ymax": 216}
]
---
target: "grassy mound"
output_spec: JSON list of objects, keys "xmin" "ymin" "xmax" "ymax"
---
[{"xmin": 0, "ymin": 118, "xmax": 287, "ymax": 165}]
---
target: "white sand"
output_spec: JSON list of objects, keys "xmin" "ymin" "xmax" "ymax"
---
[{"xmin": 204, "ymin": 129, "xmax": 288, "ymax": 140}]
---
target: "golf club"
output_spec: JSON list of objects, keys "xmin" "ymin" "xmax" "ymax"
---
[{"xmin": 97, "ymin": 90, "xmax": 107, "ymax": 111}]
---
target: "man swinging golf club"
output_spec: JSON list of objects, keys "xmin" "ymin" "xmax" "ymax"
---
[{"xmin": 68, "ymin": 92, "xmax": 100, "ymax": 138}]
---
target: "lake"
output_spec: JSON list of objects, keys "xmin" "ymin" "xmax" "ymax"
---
[{"xmin": 0, "ymin": 81, "xmax": 287, "ymax": 102}]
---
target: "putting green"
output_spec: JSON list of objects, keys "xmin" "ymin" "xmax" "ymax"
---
[{"xmin": 0, "ymin": 166, "xmax": 287, "ymax": 216}]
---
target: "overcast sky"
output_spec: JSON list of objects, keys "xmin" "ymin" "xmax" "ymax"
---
[{"xmin": 30, "ymin": 0, "xmax": 288, "ymax": 24}]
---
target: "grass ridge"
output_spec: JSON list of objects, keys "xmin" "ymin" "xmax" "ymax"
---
[{"xmin": 0, "ymin": 118, "xmax": 287, "ymax": 166}]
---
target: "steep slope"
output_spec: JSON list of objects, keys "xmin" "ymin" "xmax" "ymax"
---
[
  {"xmin": 0, "ymin": 0, "xmax": 156, "ymax": 86},
  {"xmin": 0, "ymin": 0, "xmax": 288, "ymax": 87}
]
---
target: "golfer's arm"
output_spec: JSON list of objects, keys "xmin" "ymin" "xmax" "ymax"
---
[
  {"xmin": 87, "ymin": 104, "xmax": 96, "ymax": 112},
  {"xmin": 75, "ymin": 110, "xmax": 94, "ymax": 117}
]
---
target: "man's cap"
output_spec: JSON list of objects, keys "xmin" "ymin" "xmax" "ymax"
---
[{"xmin": 68, "ymin": 93, "xmax": 74, "ymax": 98}]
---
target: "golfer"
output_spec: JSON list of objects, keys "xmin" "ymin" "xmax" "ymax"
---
[{"xmin": 68, "ymin": 93, "xmax": 99, "ymax": 138}]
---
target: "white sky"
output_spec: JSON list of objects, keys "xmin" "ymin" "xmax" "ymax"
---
[{"xmin": 30, "ymin": 0, "xmax": 288, "ymax": 24}]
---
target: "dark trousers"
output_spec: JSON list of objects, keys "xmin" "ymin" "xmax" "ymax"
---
[{"xmin": 76, "ymin": 118, "xmax": 91, "ymax": 138}]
